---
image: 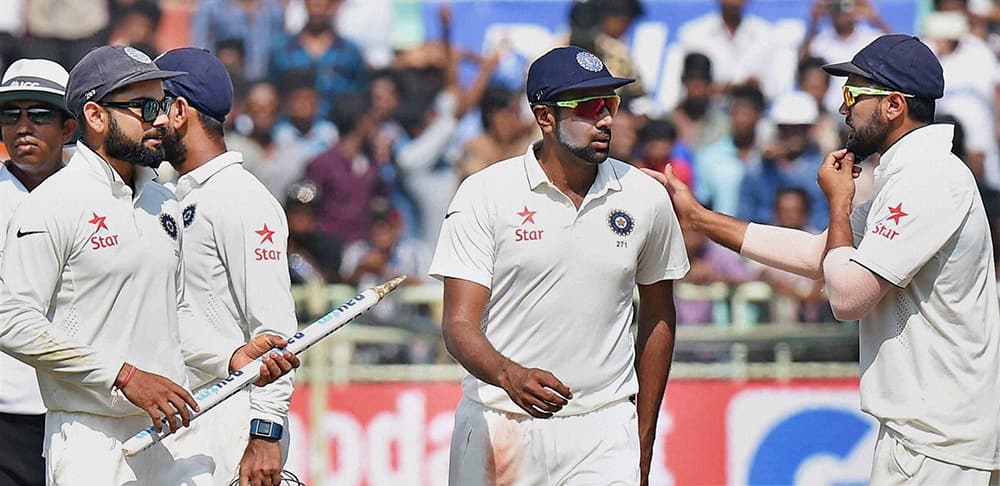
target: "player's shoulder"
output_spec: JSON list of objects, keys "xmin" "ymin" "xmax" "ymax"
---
[
  {"xmin": 458, "ymin": 154, "xmax": 525, "ymax": 191},
  {"xmin": 611, "ymin": 159, "xmax": 668, "ymax": 196}
]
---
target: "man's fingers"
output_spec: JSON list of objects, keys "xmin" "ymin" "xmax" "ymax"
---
[
  {"xmin": 169, "ymin": 394, "xmax": 192, "ymax": 427},
  {"xmin": 537, "ymin": 373, "xmax": 572, "ymax": 400},
  {"xmin": 538, "ymin": 388, "xmax": 568, "ymax": 407},
  {"xmin": 640, "ymin": 167, "xmax": 667, "ymax": 185},
  {"xmin": 158, "ymin": 400, "xmax": 180, "ymax": 432},
  {"xmin": 852, "ymin": 165, "xmax": 863, "ymax": 178}
]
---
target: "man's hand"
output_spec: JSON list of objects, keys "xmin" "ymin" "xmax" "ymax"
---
[
  {"xmin": 641, "ymin": 165, "xmax": 704, "ymax": 222},
  {"xmin": 238, "ymin": 437, "xmax": 283, "ymax": 486},
  {"xmin": 497, "ymin": 362, "xmax": 572, "ymax": 418},
  {"xmin": 230, "ymin": 334, "xmax": 300, "ymax": 387},
  {"xmin": 118, "ymin": 366, "xmax": 199, "ymax": 433},
  {"xmin": 817, "ymin": 149, "xmax": 862, "ymax": 207}
]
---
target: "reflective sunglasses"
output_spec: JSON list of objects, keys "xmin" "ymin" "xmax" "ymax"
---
[
  {"xmin": 545, "ymin": 94, "xmax": 621, "ymax": 119},
  {"xmin": 0, "ymin": 106, "xmax": 59, "ymax": 125},
  {"xmin": 842, "ymin": 85, "xmax": 914, "ymax": 108},
  {"xmin": 99, "ymin": 96, "xmax": 175, "ymax": 123}
]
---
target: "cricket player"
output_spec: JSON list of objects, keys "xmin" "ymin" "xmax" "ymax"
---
[
  {"xmin": 647, "ymin": 34, "xmax": 1000, "ymax": 483},
  {"xmin": 155, "ymin": 47, "xmax": 296, "ymax": 486},
  {"xmin": 0, "ymin": 58, "xmax": 77, "ymax": 486},
  {"xmin": 431, "ymin": 46, "xmax": 689, "ymax": 484},
  {"xmin": 0, "ymin": 45, "xmax": 299, "ymax": 485}
]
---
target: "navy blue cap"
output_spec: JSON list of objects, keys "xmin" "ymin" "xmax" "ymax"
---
[
  {"xmin": 66, "ymin": 45, "xmax": 185, "ymax": 117},
  {"xmin": 823, "ymin": 34, "xmax": 944, "ymax": 100},
  {"xmin": 155, "ymin": 47, "xmax": 233, "ymax": 123},
  {"xmin": 526, "ymin": 46, "xmax": 634, "ymax": 104}
]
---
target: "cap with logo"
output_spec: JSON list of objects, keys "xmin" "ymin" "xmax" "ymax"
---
[
  {"xmin": 0, "ymin": 59, "xmax": 72, "ymax": 116},
  {"xmin": 525, "ymin": 46, "xmax": 634, "ymax": 104},
  {"xmin": 154, "ymin": 47, "xmax": 233, "ymax": 123},
  {"xmin": 65, "ymin": 45, "xmax": 186, "ymax": 118},
  {"xmin": 822, "ymin": 34, "xmax": 944, "ymax": 100}
]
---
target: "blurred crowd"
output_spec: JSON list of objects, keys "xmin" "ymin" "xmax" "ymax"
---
[{"xmin": 1, "ymin": 0, "xmax": 998, "ymax": 347}]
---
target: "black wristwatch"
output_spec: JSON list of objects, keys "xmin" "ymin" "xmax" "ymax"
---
[{"xmin": 249, "ymin": 419, "xmax": 283, "ymax": 441}]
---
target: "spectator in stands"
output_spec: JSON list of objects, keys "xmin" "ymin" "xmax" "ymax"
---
[
  {"xmin": 214, "ymin": 38, "xmax": 248, "ymax": 89},
  {"xmin": 568, "ymin": 0, "xmax": 647, "ymax": 98},
  {"xmin": 676, "ymin": 0, "xmax": 782, "ymax": 97},
  {"xmin": 108, "ymin": 0, "xmax": 162, "ymax": 57},
  {"xmin": 925, "ymin": 10, "xmax": 1000, "ymax": 192},
  {"xmin": 457, "ymin": 86, "xmax": 536, "ymax": 180},
  {"xmin": 306, "ymin": 92, "xmax": 389, "ymax": 244},
  {"xmin": 0, "ymin": 0, "xmax": 24, "ymax": 70},
  {"xmin": 226, "ymin": 80, "xmax": 284, "ymax": 195},
  {"xmin": 801, "ymin": 0, "xmax": 890, "ymax": 113},
  {"xmin": 797, "ymin": 57, "xmax": 842, "ymax": 154},
  {"xmin": 191, "ymin": 0, "xmax": 284, "ymax": 81},
  {"xmin": 285, "ymin": 181, "xmax": 343, "ymax": 285},
  {"xmin": 634, "ymin": 118, "xmax": 694, "ymax": 186},
  {"xmin": 757, "ymin": 187, "xmax": 833, "ymax": 323},
  {"xmin": 738, "ymin": 91, "xmax": 828, "ymax": 229},
  {"xmin": 694, "ymin": 85, "xmax": 764, "ymax": 216},
  {"xmin": 24, "ymin": 0, "xmax": 109, "ymax": 68},
  {"xmin": 267, "ymin": 69, "xmax": 339, "ymax": 199},
  {"xmin": 394, "ymin": 7, "xmax": 500, "ymax": 247},
  {"xmin": 270, "ymin": 0, "xmax": 368, "ymax": 119},
  {"xmin": 672, "ymin": 52, "xmax": 728, "ymax": 150}
]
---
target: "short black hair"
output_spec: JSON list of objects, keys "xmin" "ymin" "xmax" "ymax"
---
[
  {"xmin": 730, "ymin": 85, "xmax": 766, "ymax": 112},
  {"xmin": 776, "ymin": 186, "xmax": 812, "ymax": 213},
  {"xmin": 197, "ymin": 110, "xmax": 225, "ymax": 141},
  {"xmin": 681, "ymin": 52, "xmax": 713, "ymax": 82},
  {"xmin": 637, "ymin": 118, "xmax": 677, "ymax": 144},
  {"xmin": 796, "ymin": 56, "xmax": 827, "ymax": 87},
  {"xmin": 276, "ymin": 69, "xmax": 318, "ymax": 96},
  {"xmin": 907, "ymin": 97, "xmax": 935, "ymax": 123},
  {"xmin": 329, "ymin": 92, "xmax": 372, "ymax": 136},
  {"xmin": 126, "ymin": 0, "xmax": 162, "ymax": 26},
  {"xmin": 215, "ymin": 38, "xmax": 246, "ymax": 58},
  {"xmin": 479, "ymin": 86, "xmax": 517, "ymax": 131}
]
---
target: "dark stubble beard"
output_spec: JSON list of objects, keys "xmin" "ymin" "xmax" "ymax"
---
[
  {"xmin": 556, "ymin": 118, "xmax": 611, "ymax": 165},
  {"xmin": 161, "ymin": 125, "xmax": 187, "ymax": 169},
  {"xmin": 845, "ymin": 104, "xmax": 889, "ymax": 161},
  {"xmin": 104, "ymin": 116, "xmax": 165, "ymax": 168}
]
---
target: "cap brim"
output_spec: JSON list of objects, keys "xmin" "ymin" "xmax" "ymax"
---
[
  {"xmin": 106, "ymin": 68, "xmax": 186, "ymax": 95},
  {"xmin": 0, "ymin": 90, "xmax": 71, "ymax": 116},
  {"xmin": 822, "ymin": 61, "xmax": 872, "ymax": 78},
  {"xmin": 547, "ymin": 76, "xmax": 635, "ymax": 99}
]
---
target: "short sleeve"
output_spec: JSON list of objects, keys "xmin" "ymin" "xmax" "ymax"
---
[
  {"xmin": 852, "ymin": 180, "xmax": 972, "ymax": 287},
  {"xmin": 636, "ymin": 183, "xmax": 690, "ymax": 285},
  {"xmin": 428, "ymin": 175, "xmax": 495, "ymax": 288}
]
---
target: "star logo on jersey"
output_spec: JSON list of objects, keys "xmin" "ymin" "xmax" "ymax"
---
[
  {"xmin": 886, "ymin": 203, "xmax": 908, "ymax": 225},
  {"xmin": 255, "ymin": 224, "xmax": 275, "ymax": 245},
  {"xmin": 517, "ymin": 206, "xmax": 536, "ymax": 225},
  {"xmin": 88, "ymin": 212, "xmax": 108, "ymax": 232}
]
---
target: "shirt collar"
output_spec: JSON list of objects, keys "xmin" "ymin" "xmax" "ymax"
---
[
  {"xmin": 176, "ymin": 151, "xmax": 243, "ymax": 193},
  {"xmin": 522, "ymin": 141, "xmax": 623, "ymax": 201},
  {"xmin": 74, "ymin": 141, "xmax": 158, "ymax": 200},
  {"xmin": 874, "ymin": 124, "xmax": 954, "ymax": 188}
]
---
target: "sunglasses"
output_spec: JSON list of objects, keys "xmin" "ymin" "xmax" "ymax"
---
[
  {"xmin": 842, "ymin": 85, "xmax": 914, "ymax": 108},
  {"xmin": 544, "ymin": 94, "xmax": 621, "ymax": 119},
  {"xmin": 0, "ymin": 106, "xmax": 59, "ymax": 126},
  {"xmin": 99, "ymin": 96, "xmax": 175, "ymax": 123}
]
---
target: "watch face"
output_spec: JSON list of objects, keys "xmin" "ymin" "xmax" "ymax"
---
[{"xmin": 257, "ymin": 421, "xmax": 272, "ymax": 435}]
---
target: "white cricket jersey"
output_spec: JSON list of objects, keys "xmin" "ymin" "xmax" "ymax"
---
[
  {"xmin": 0, "ymin": 164, "xmax": 45, "ymax": 415},
  {"xmin": 0, "ymin": 142, "xmax": 236, "ymax": 417},
  {"xmin": 169, "ymin": 151, "xmax": 296, "ymax": 424},
  {"xmin": 848, "ymin": 124, "xmax": 1000, "ymax": 469},
  {"xmin": 429, "ymin": 144, "xmax": 689, "ymax": 416}
]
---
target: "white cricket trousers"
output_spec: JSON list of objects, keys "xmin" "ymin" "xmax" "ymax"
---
[
  {"xmin": 44, "ymin": 411, "xmax": 215, "ymax": 486},
  {"xmin": 194, "ymin": 389, "xmax": 290, "ymax": 485},
  {"xmin": 449, "ymin": 397, "xmax": 639, "ymax": 486},
  {"xmin": 870, "ymin": 423, "xmax": 1000, "ymax": 485}
]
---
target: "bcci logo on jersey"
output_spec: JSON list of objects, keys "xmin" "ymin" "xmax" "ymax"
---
[{"xmin": 727, "ymin": 389, "xmax": 877, "ymax": 486}]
